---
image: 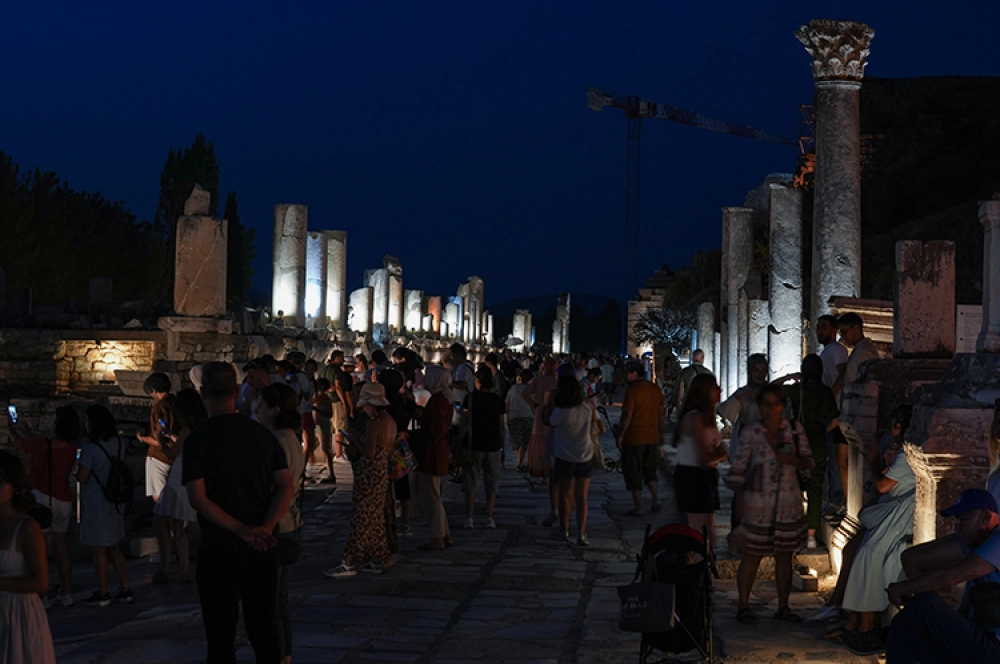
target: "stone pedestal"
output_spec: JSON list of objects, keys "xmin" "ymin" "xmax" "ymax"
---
[
  {"xmin": 978, "ymin": 201, "xmax": 1000, "ymax": 352},
  {"xmin": 386, "ymin": 256, "xmax": 403, "ymax": 333},
  {"xmin": 305, "ymin": 232, "xmax": 327, "ymax": 328},
  {"xmin": 768, "ymin": 185, "xmax": 804, "ymax": 373},
  {"xmin": 324, "ymin": 231, "xmax": 347, "ymax": 330},
  {"xmin": 404, "ymin": 289, "xmax": 424, "ymax": 332},
  {"xmin": 272, "ymin": 204, "xmax": 308, "ymax": 327},
  {"xmin": 696, "ymin": 303, "xmax": 715, "ymax": 372},
  {"xmin": 723, "ymin": 207, "xmax": 753, "ymax": 395},
  {"xmin": 175, "ymin": 216, "xmax": 228, "ymax": 317},
  {"xmin": 748, "ymin": 299, "xmax": 770, "ymax": 358},
  {"xmin": 348, "ymin": 287, "xmax": 373, "ymax": 336},
  {"xmin": 425, "ymin": 296, "xmax": 442, "ymax": 335},
  {"xmin": 797, "ymin": 20, "xmax": 874, "ymax": 326},
  {"xmin": 894, "ymin": 240, "xmax": 956, "ymax": 357}
]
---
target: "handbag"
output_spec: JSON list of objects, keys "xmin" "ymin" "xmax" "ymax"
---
[
  {"xmin": 27, "ymin": 438, "xmax": 53, "ymax": 530},
  {"xmin": 858, "ymin": 488, "xmax": 915, "ymax": 530},
  {"xmin": 388, "ymin": 432, "xmax": 417, "ymax": 480}
]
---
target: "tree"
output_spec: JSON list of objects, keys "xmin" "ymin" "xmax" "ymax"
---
[
  {"xmin": 223, "ymin": 191, "xmax": 255, "ymax": 307},
  {"xmin": 155, "ymin": 134, "xmax": 220, "ymax": 295},
  {"xmin": 630, "ymin": 306, "xmax": 696, "ymax": 355}
]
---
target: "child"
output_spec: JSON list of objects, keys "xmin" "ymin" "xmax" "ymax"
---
[{"xmin": 0, "ymin": 451, "xmax": 56, "ymax": 662}]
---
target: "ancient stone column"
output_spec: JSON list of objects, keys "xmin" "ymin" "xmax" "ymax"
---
[
  {"xmin": 425, "ymin": 296, "xmax": 442, "ymax": 334},
  {"xmin": 551, "ymin": 320, "xmax": 563, "ymax": 353},
  {"xmin": 723, "ymin": 207, "xmax": 753, "ymax": 394},
  {"xmin": 385, "ymin": 256, "xmax": 403, "ymax": 333},
  {"xmin": 718, "ymin": 322, "xmax": 728, "ymax": 395},
  {"xmin": 175, "ymin": 215, "xmax": 228, "ymax": 317},
  {"xmin": 404, "ymin": 289, "xmax": 424, "ymax": 331},
  {"xmin": 895, "ymin": 241, "xmax": 956, "ymax": 357},
  {"xmin": 558, "ymin": 293, "xmax": 571, "ymax": 353},
  {"xmin": 272, "ymin": 204, "xmax": 308, "ymax": 327},
  {"xmin": 696, "ymin": 303, "xmax": 715, "ymax": 371},
  {"xmin": 468, "ymin": 277, "xmax": 485, "ymax": 342},
  {"xmin": 366, "ymin": 268, "xmax": 389, "ymax": 334},
  {"xmin": 978, "ymin": 200, "xmax": 1000, "ymax": 352},
  {"xmin": 323, "ymin": 231, "xmax": 347, "ymax": 330},
  {"xmin": 768, "ymin": 184, "xmax": 804, "ymax": 375},
  {"xmin": 422, "ymin": 314, "xmax": 434, "ymax": 333},
  {"xmin": 445, "ymin": 299, "xmax": 462, "ymax": 340},
  {"xmin": 513, "ymin": 310, "xmax": 531, "ymax": 351},
  {"xmin": 737, "ymin": 290, "xmax": 750, "ymax": 386},
  {"xmin": 748, "ymin": 300, "xmax": 770, "ymax": 358},
  {"xmin": 347, "ymin": 287, "xmax": 373, "ymax": 336},
  {"xmin": 797, "ymin": 20, "xmax": 874, "ymax": 327},
  {"xmin": 305, "ymin": 232, "xmax": 327, "ymax": 328},
  {"xmin": 485, "ymin": 313, "xmax": 494, "ymax": 346},
  {"xmin": 713, "ymin": 331, "xmax": 722, "ymax": 377}
]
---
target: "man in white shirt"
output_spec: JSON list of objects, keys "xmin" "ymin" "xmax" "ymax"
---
[
  {"xmin": 817, "ymin": 314, "xmax": 848, "ymax": 399},
  {"xmin": 838, "ymin": 313, "xmax": 881, "ymax": 387}
]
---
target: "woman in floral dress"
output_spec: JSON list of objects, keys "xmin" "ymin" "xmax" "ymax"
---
[
  {"xmin": 728, "ymin": 383, "xmax": 813, "ymax": 625},
  {"xmin": 325, "ymin": 383, "xmax": 397, "ymax": 577}
]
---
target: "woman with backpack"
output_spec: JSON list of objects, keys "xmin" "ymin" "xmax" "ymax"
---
[{"xmin": 77, "ymin": 405, "xmax": 133, "ymax": 607}]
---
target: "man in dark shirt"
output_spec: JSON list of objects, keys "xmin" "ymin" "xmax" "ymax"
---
[
  {"xmin": 462, "ymin": 367, "xmax": 506, "ymax": 530},
  {"xmin": 184, "ymin": 362, "xmax": 294, "ymax": 664}
]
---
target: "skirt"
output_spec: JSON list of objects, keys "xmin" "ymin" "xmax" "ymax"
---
[
  {"xmin": 673, "ymin": 465, "xmax": 720, "ymax": 514},
  {"xmin": 0, "ymin": 591, "xmax": 55, "ymax": 663}
]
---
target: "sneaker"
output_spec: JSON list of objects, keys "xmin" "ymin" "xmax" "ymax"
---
[
  {"xmin": 844, "ymin": 629, "xmax": 885, "ymax": 656},
  {"xmin": 806, "ymin": 536, "xmax": 818, "ymax": 549},
  {"xmin": 804, "ymin": 603, "xmax": 840, "ymax": 625},
  {"xmin": 577, "ymin": 534, "xmax": 591, "ymax": 547},
  {"xmin": 84, "ymin": 592, "xmax": 113, "ymax": 608},
  {"xmin": 360, "ymin": 561, "xmax": 384, "ymax": 575},
  {"xmin": 116, "ymin": 588, "xmax": 135, "ymax": 604},
  {"xmin": 552, "ymin": 529, "xmax": 570, "ymax": 541},
  {"xmin": 464, "ymin": 517, "xmax": 475, "ymax": 530},
  {"xmin": 486, "ymin": 518, "xmax": 496, "ymax": 530},
  {"xmin": 59, "ymin": 593, "xmax": 75, "ymax": 607},
  {"xmin": 324, "ymin": 563, "xmax": 357, "ymax": 578}
]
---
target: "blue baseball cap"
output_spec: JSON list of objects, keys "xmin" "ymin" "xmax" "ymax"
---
[{"xmin": 940, "ymin": 489, "xmax": 998, "ymax": 517}]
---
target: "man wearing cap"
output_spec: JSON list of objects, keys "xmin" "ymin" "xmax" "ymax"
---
[
  {"xmin": 616, "ymin": 360, "xmax": 664, "ymax": 516},
  {"xmin": 885, "ymin": 488, "xmax": 1000, "ymax": 661}
]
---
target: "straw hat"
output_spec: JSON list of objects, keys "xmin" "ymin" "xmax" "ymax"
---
[{"xmin": 356, "ymin": 382, "xmax": 390, "ymax": 408}]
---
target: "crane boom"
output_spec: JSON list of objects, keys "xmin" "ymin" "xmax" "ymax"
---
[{"xmin": 587, "ymin": 86, "xmax": 796, "ymax": 145}]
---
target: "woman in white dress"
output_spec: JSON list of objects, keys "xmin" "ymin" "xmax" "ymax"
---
[{"xmin": 0, "ymin": 451, "xmax": 56, "ymax": 663}]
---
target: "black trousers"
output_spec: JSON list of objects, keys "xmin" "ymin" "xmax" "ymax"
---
[{"xmin": 196, "ymin": 542, "xmax": 281, "ymax": 664}]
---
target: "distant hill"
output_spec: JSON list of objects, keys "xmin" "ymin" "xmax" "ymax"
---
[{"xmin": 488, "ymin": 293, "xmax": 622, "ymax": 353}]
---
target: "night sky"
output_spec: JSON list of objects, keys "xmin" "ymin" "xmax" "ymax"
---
[{"xmin": 3, "ymin": 2, "xmax": 998, "ymax": 308}]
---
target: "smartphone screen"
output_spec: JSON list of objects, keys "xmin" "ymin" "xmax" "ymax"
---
[{"xmin": 7, "ymin": 404, "xmax": 17, "ymax": 423}]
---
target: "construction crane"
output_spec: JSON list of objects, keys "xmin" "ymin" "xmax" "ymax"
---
[{"xmin": 586, "ymin": 86, "xmax": 798, "ymax": 350}]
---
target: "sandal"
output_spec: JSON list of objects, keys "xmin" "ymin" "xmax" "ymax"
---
[
  {"xmin": 736, "ymin": 607, "xmax": 759, "ymax": 625},
  {"xmin": 774, "ymin": 606, "xmax": 803, "ymax": 623}
]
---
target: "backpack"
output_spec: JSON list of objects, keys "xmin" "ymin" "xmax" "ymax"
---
[{"xmin": 93, "ymin": 438, "xmax": 136, "ymax": 512}]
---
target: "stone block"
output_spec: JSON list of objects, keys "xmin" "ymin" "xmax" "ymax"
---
[
  {"xmin": 272, "ymin": 204, "xmax": 308, "ymax": 327},
  {"xmin": 174, "ymin": 216, "xmax": 228, "ymax": 317},
  {"xmin": 184, "ymin": 183, "xmax": 212, "ymax": 216},
  {"xmin": 894, "ymin": 240, "xmax": 956, "ymax": 357}
]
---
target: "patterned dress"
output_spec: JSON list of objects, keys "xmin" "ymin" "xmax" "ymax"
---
[
  {"xmin": 727, "ymin": 420, "xmax": 813, "ymax": 556},
  {"xmin": 345, "ymin": 442, "xmax": 390, "ymax": 565}
]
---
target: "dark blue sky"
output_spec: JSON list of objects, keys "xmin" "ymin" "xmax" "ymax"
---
[{"xmin": 3, "ymin": 2, "xmax": 998, "ymax": 307}]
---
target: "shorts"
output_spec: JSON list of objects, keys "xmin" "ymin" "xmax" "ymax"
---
[
  {"xmin": 508, "ymin": 417, "xmax": 533, "ymax": 451},
  {"xmin": 462, "ymin": 450, "xmax": 502, "ymax": 496},
  {"xmin": 33, "ymin": 490, "xmax": 71, "ymax": 534},
  {"xmin": 673, "ymin": 465, "xmax": 720, "ymax": 513},
  {"xmin": 146, "ymin": 457, "xmax": 172, "ymax": 499},
  {"xmin": 552, "ymin": 457, "xmax": 594, "ymax": 480},
  {"xmin": 621, "ymin": 444, "xmax": 659, "ymax": 492},
  {"xmin": 301, "ymin": 411, "xmax": 316, "ymax": 431},
  {"xmin": 331, "ymin": 401, "xmax": 348, "ymax": 432}
]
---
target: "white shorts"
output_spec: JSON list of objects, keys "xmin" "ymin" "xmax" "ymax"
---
[
  {"xmin": 32, "ymin": 490, "xmax": 72, "ymax": 534},
  {"xmin": 146, "ymin": 457, "xmax": 172, "ymax": 499}
]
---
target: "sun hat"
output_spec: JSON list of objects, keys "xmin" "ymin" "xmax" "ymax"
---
[{"xmin": 356, "ymin": 382, "xmax": 390, "ymax": 408}]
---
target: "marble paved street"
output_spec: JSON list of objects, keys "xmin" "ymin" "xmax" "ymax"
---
[{"xmin": 49, "ymin": 410, "xmax": 880, "ymax": 663}]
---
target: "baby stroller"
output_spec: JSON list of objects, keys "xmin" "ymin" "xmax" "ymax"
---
[{"xmin": 618, "ymin": 524, "xmax": 717, "ymax": 663}]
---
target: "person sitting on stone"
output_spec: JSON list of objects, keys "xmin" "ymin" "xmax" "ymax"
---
[{"xmin": 884, "ymin": 488, "xmax": 1000, "ymax": 662}]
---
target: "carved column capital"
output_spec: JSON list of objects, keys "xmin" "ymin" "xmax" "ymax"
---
[
  {"xmin": 796, "ymin": 20, "xmax": 874, "ymax": 84},
  {"xmin": 979, "ymin": 199, "xmax": 1000, "ymax": 230}
]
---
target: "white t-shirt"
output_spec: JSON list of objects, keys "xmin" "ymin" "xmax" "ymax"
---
[
  {"xmin": 452, "ymin": 361, "xmax": 475, "ymax": 406},
  {"xmin": 820, "ymin": 342, "xmax": 848, "ymax": 390},
  {"xmin": 292, "ymin": 372, "xmax": 314, "ymax": 415},
  {"xmin": 548, "ymin": 403, "xmax": 595, "ymax": 463},
  {"xmin": 844, "ymin": 338, "xmax": 880, "ymax": 385}
]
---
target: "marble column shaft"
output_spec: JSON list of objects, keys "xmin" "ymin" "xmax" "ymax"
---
[
  {"xmin": 978, "ymin": 201, "xmax": 1000, "ymax": 352},
  {"xmin": 724, "ymin": 207, "xmax": 753, "ymax": 393},
  {"xmin": 305, "ymin": 232, "xmax": 327, "ymax": 327},
  {"xmin": 696, "ymin": 302, "xmax": 715, "ymax": 371},
  {"xmin": 272, "ymin": 204, "xmax": 308, "ymax": 327},
  {"xmin": 748, "ymin": 299, "xmax": 770, "ymax": 357},
  {"xmin": 425, "ymin": 296, "xmax": 442, "ymax": 334},
  {"xmin": 348, "ymin": 287, "xmax": 373, "ymax": 336},
  {"xmin": 768, "ymin": 184, "xmax": 804, "ymax": 375},
  {"xmin": 324, "ymin": 231, "xmax": 347, "ymax": 330}
]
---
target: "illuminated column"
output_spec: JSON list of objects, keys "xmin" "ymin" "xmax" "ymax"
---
[
  {"xmin": 305, "ymin": 232, "xmax": 327, "ymax": 328},
  {"xmin": 723, "ymin": 207, "xmax": 752, "ymax": 394},
  {"xmin": 347, "ymin": 287, "xmax": 373, "ymax": 336},
  {"xmin": 324, "ymin": 230, "xmax": 347, "ymax": 330},
  {"xmin": 748, "ymin": 299, "xmax": 770, "ymax": 357},
  {"xmin": 366, "ymin": 268, "xmax": 389, "ymax": 333},
  {"xmin": 386, "ymin": 255, "xmax": 403, "ymax": 333},
  {"xmin": 485, "ymin": 312, "xmax": 494, "ymax": 346},
  {"xmin": 445, "ymin": 299, "xmax": 461, "ymax": 340},
  {"xmin": 768, "ymin": 184, "xmax": 804, "ymax": 376},
  {"xmin": 272, "ymin": 204, "xmax": 308, "ymax": 327},
  {"xmin": 404, "ymin": 289, "xmax": 424, "ymax": 332},
  {"xmin": 425, "ymin": 296, "xmax": 442, "ymax": 334},
  {"xmin": 797, "ymin": 20, "xmax": 874, "ymax": 328},
  {"xmin": 713, "ymin": 331, "xmax": 722, "ymax": 377},
  {"xmin": 978, "ymin": 201, "xmax": 1000, "ymax": 352},
  {"xmin": 696, "ymin": 303, "xmax": 715, "ymax": 371}
]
